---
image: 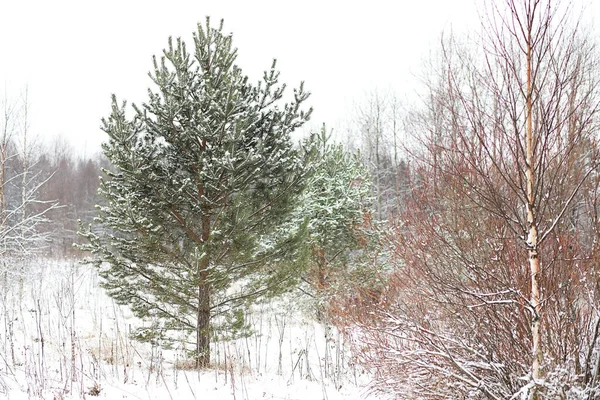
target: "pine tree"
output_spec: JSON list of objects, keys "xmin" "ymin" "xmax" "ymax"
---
[
  {"xmin": 79, "ymin": 18, "xmax": 311, "ymax": 368},
  {"xmin": 296, "ymin": 128, "xmax": 372, "ymax": 299}
]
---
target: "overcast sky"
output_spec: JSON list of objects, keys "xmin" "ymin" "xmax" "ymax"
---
[{"xmin": 1, "ymin": 0, "xmax": 597, "ymax": 156}]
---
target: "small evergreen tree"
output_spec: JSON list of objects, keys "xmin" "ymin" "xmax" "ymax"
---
[
  {"xmin": 297, "ymin": 128, "xmax": 372, "ymax": 299},
  {"xmin": 79, "ymin": 18, "xmax": 311, "ymax": 367}
]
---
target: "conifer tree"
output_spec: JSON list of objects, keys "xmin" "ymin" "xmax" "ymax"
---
[
  {"xmin": 80, "ymin": 18, "xmax": 311, "ymax": 367},
  {"xmin": 299, "ymin": 129, "xmax": 372, "ymax": 294}
]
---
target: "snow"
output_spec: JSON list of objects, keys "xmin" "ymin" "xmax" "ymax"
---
[{"xmin": 0, "ymin": 259, "xmax": 377, "ymax": 400}]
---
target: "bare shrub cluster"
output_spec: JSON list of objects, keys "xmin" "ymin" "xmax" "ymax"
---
[{"xmin": 330, "ymin": 0, "xmax": 600, "ymax": 398}]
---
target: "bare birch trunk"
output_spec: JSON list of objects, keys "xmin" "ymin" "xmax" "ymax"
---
[
  {"xmin": 1, "ymin": 103, "xmax": 7, "ymax": 241},
  {"xmin": 19, "ymin": 90, "xmax": 28, "ymax": 300},
  {"xmin": 0, "ymin": 143, "xmax": 4, "ymax": 233},
  {"xmin": 525, "ymin": 30, "xmax": 543, "ymax": 396},
  {"xmin": 21, "ymin": 88, "xmax": 28, "ymax": 237}
]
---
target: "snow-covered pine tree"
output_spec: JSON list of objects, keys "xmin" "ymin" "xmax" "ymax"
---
[
  {"xmin": 298, "ymin": 128, "xmax": 372, "ymax": 299},
  {"xmin": 79, "ymin": 18, "xmax": 311, "ymax": 368}
]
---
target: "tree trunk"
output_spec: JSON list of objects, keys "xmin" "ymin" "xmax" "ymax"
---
[
  {"xmin": 196, "ymin": 199, "xmax": 211, "ymax": 368},
  {"xmin": 315, "ymin": 247, "xmax": 327, "ymax": 291},
  {"xmin": 19, "ymin": 92, "xmax": 28, "ymax": 299},
  {"xmin": 196, "ymin": 274, "xmax": 210, "ymax": 368},
  {"xmin": 526, "ymin": 33, "xmax": 543, "ymax": 398},
  {"xmin": 1, "ymin": 139, "xmax": 6, "ymax": 235}
]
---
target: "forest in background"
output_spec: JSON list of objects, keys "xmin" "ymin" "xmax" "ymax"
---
[{"xmin": 0, "ymin": 109, "xmax": 106, "ymax": 259}]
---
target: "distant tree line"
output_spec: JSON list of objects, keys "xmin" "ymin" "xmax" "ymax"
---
[{"xmin": 0, "ymin": 98, "xmax": 106, "ymax": 260}]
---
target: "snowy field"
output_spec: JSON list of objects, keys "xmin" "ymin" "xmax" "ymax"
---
[{"xmin": 0, "ymin": 259, "xmax": 377, "ymax": 400}]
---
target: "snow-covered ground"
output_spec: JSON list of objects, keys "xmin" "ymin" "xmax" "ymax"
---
[{"xmin": 0, "ymin": 259, "xmax": 377, "ymax": 399}]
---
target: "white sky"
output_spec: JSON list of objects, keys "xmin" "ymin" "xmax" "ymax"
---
[{"xmin": 1, "ymin": 0, "xmax": 597, "ymax": 156}]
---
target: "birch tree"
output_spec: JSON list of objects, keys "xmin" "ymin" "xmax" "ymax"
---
[
  {"xmin": 337, "ymin": 0, "xmax": 600, "ymax": 398},
  {"xmin": 0, "ymin": 91, "xmax": 57, "ymax": 267}
]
